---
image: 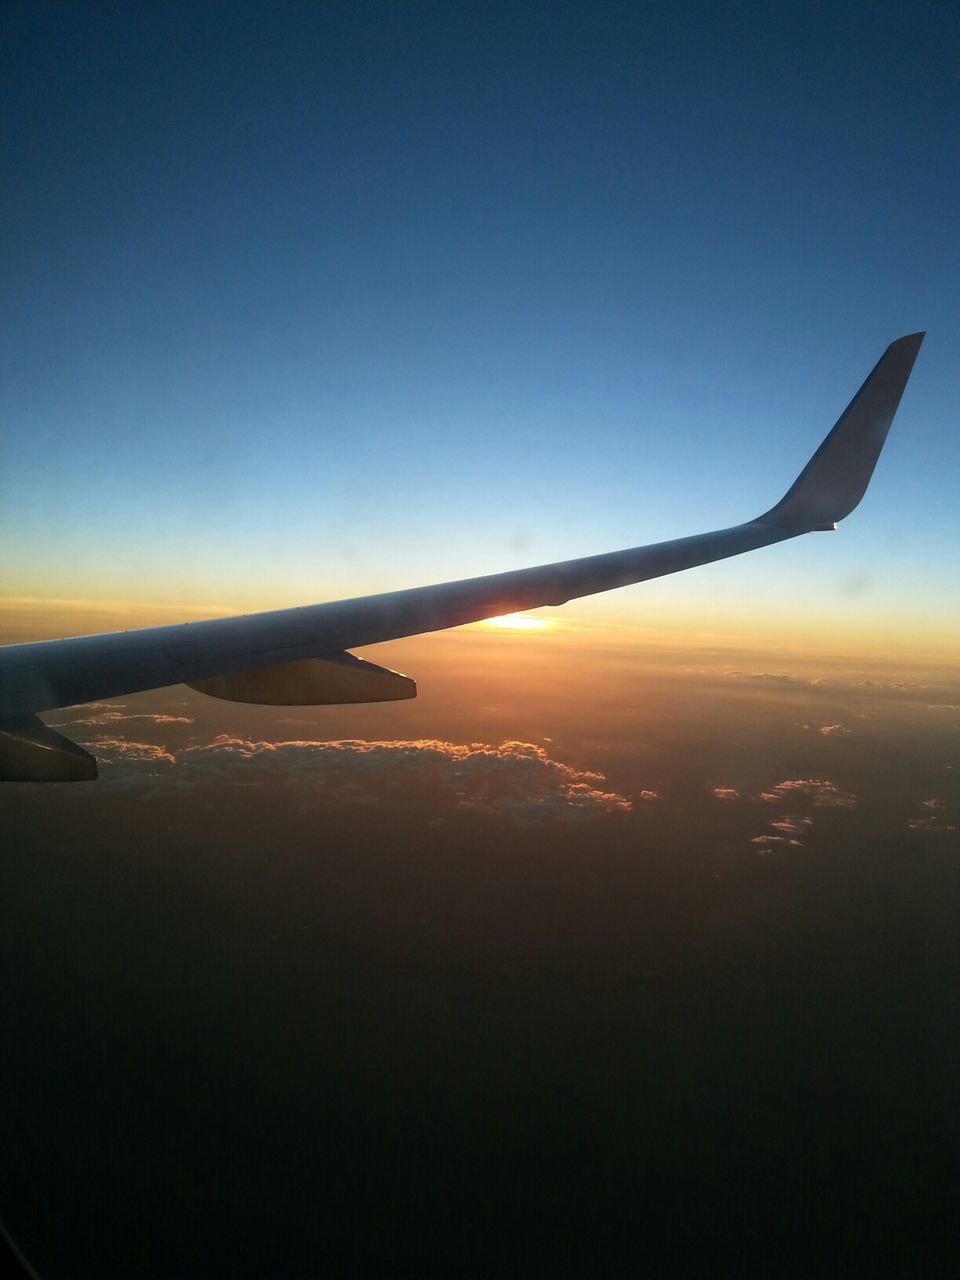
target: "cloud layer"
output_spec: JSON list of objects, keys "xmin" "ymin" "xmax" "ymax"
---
[{"xmin": 87, "ymin": 736, "xmax": 633, "ymax": 821}]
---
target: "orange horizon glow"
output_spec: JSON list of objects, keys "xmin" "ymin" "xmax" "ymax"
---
[{"xmin": 1, "ymin": 591, "xmax": 959, "ymax": 670}]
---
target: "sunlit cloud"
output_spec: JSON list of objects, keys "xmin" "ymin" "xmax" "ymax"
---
[
  {"xmin": 907, "ymin": 797, "xmax": 957, "ymax": 833},
  {"xmin": 81, "ymin": 736, "xmax": 633, "ymax": 821},
  {"xmin": 725, "ymin": 671, "xmax": 958, "ymax": 697},
  {"xmin": 770, "ymin": 816, "xmax": 813, "ymax": 835},
  {"xmin": 712, "ymin": 787, "xmax": 739, "ymax": 801},
  {"xmin": 60, "ymin": 702, "xmax": 127, "ymax": 713},
  {"xmin": 819, "ymin": 724, "xmax": 851, "ymax": 737},
  {"xmin": 93, "ymin": 739, "xmax": 177, "ymax": 768},
  {"xmin": 760, "ymin": 779, "xmax": 857, "ymax": 809},
  {"xmin": 51, "ymin": 712, "xmax": 193, "ymax": 728},
  {"xmin": 861, "ymin": 680, "xmax": 929, "ymax": 690},
  {"xmin": 751, "ymin": 809, "xmax": 812, "ymax": 851},
  {"xmin": 729, "ymin": 671, "xmax": 796, "ymax": 683}
]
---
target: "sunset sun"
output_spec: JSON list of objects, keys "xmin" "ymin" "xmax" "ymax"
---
[{"xmin": 484, "ymin": 613, "xmax": 552, "ymax": 630}]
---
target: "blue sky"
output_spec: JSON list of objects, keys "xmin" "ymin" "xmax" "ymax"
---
[{"xmin": 1, "ymin": 1, "xmax": 957, "ymax": 653}]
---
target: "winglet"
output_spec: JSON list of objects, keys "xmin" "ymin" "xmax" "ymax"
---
[{"xmin": 756, "ymin": 332, "xmax": 924, "ymax": 533}]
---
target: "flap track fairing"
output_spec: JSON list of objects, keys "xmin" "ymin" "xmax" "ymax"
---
[{"xmin": 186, "ymin": 651, "xmax": 416, "ymax": 705}]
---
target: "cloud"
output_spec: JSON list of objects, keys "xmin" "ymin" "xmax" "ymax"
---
[
  {"xmin": 861, "ymin": 680, "xmax": 928, "ymax": 690},
  {"xmin": 93, "ymin": 739, "xmax": 177, "ymax": 768},
  {"xmin": 84, "ymin": 736, "xmax": 633, "ymax": 821},
  {"xmin": 908, "ymin": 798, "xmax": 956, "ymax": 833},
  {"xmin": 760, "ymin": 779, "xmax": 857, "ymax": 809},
  {"xmin": 712, "ymin": 787, "xmax": 739, "ymax": 801},
  {"xmin": 751, "ymin": 811, "xmax": 812, "ymax": 851},
  {"xmin": 769, "ymin": 816, "xmax": 813, "ymax": 835},
  {"xmin": 750, "ymin": 835, "xmax": 803, "ymax": 850},
  {"xmin": 908, "ymin": 817, "xmax": 957, "ymax": 833},
  {"xmin": 116, "ymin": 713, "xmax": 193, "ymax": 724},
  {"xmin": 729, "ymin": 671, "xmax": 796, "ymax": 683},
  {"xmin": 51, "ymin": 712, "xmax": 193, "ymax": 728},
  {"xmin": 62, "ymin": 702, "xmax": 127, "ymax": 712},
  {"xmin": 728, "ymin": 673, "xmax": 944, "ymax": 695},
  {"xmin": 819, "ymin": 724, "xmax": 851, "ymax": 737},
  {"xmin": 638, "ymin": 789, "xmax": 659, "ymax": 801}
]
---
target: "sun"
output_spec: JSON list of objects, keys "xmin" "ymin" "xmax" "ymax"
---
[{"xmin": 484, "ymin": 613, "xmax": 552, "ymax": 631}]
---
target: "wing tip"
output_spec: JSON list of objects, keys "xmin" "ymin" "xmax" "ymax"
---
[
  {"xmin": 756, "ymin": 331, "xmax": 924, "ymax": 533},
  {"xmin": 887, "ymin": 331, "xmax": 925, "ymax": 357}
]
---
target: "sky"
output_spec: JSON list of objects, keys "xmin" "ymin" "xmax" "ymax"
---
[{"xmin": 1, "ymin": 0, "xmax": 958, "ymax": 659}]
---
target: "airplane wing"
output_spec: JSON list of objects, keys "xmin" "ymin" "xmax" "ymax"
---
[{"xmin": 0, "ymin": 333, "xmax": 924, "ymax": 780}]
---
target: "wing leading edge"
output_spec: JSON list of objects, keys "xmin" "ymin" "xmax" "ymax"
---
[{"xmin": 0, "ymin": 333, "xmax": 924, "ymax": 780}]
